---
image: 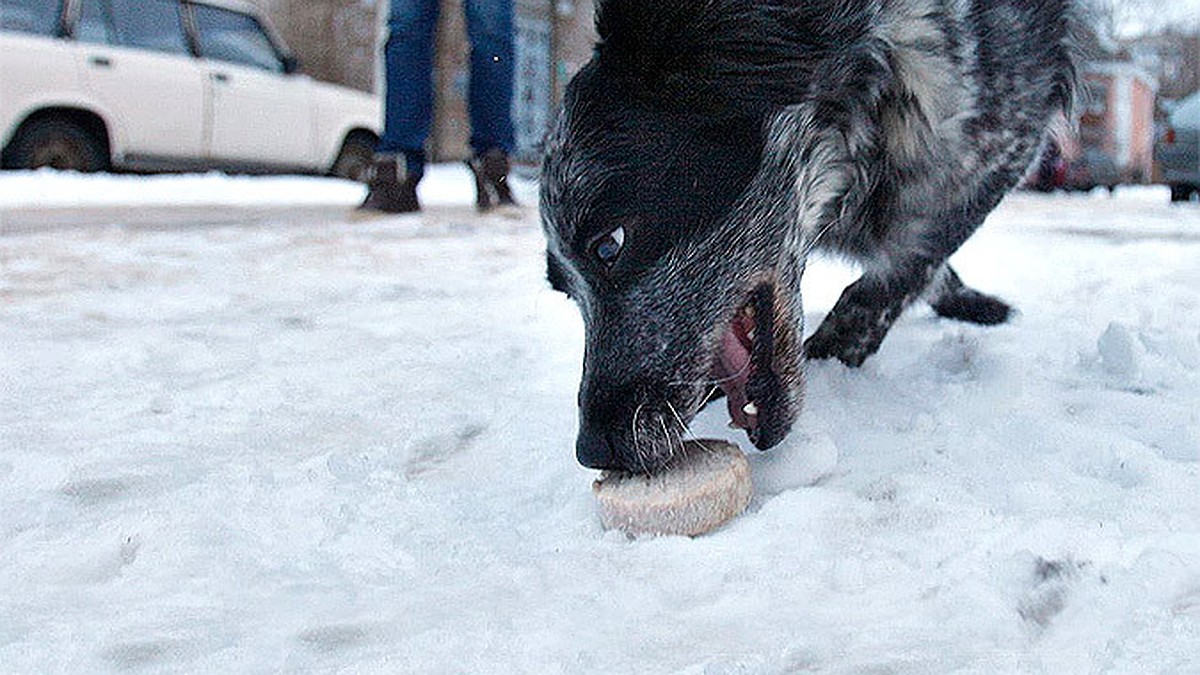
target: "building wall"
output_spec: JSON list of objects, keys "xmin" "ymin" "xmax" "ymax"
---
[
  {"xmin": 1080, "ymin": 65, "xmax": 1158, "ymax": 184},
  {"xmin": 429, "ymin": 0, "xmax": 470, "ymax": 161},
  {"xmin": 1123, "ymin": 30, "xmax": 1200, "ymax": 104},
  {"xmin": 1130, "ymin": 77, "xmax": 1156, "ymax": 181},
  {"xmin": 251, "ymin": 0, "xmax": 377, "ymax": 94},
  {"xmin": 551, "ymin": 0, "xmax": 595, "ymax": 103}
]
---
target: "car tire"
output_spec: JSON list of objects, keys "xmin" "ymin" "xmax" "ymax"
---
[
  {"xmin": 6, "ymin": 117, "xmax": 109, "ymax": 173},
  {"xmin": 1170, "ymin": 184, "xmax": 1197, "ymax": 203},
  {"xmin": 330, "ymin": 134, "xmax": 375, "ymax": 183}
]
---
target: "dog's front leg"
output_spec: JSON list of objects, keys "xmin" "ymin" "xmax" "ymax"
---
[
  {"xmin": 804, "ymin": 259, "xmax": 940, "ymax": 367},
  {"xmin": 806, "ymin": 199, "xmax": 1003, "ymax": 365}
]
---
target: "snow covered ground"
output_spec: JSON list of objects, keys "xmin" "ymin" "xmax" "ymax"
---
[
  {"xmin": 1, "ymin": 168, "xmax": 1198, "ymax": 673},
  {"xmin": 0, "ymin": 165, "xmax": 479, "ymax": 210}
]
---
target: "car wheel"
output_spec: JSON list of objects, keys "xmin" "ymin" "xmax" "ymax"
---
[
  {"xmin": 330, "ymin": 134, "xmax": 375, "ymax": 183},
  {"xmin": 7, "ymin": 117, "xmax": 109, "ymax": 173},
  {"xmin": 1170, "ymin": 184, "xmax": 1197, "ymax": 203}
]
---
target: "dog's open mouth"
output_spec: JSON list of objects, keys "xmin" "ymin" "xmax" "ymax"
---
[{"xmin": 709, "ymin": 283, "xmax": 787, "ymax": 448}]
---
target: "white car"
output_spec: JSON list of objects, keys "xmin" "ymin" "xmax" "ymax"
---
[{"xmin": 0, "ymin": 0, "xmax": 381, "ymax": 180}]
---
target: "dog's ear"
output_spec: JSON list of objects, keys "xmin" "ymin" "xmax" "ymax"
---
[{"xmin": 594, "ymin": 0, "xmax": 891, "ymax": 122}]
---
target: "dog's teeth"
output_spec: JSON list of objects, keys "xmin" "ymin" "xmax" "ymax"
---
[
  {"xmin": 743, "ymin": 402, "xmax": 758, "ymax": 416},
  {"xmin": 748, "ymin": 329, "xmax": 756, "ymax": 341}
]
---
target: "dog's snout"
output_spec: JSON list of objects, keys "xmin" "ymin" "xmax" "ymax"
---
[
  {"xmin": 575, "ymin": 423, "xmax": 618, "ymax": 470},
  {"xmin": 576, "ymin": 387, "xmax": 687, "ymax": 474},
  {"xmin": 576, "ymin": 379, "xmax": 643, "ymax": 471}
]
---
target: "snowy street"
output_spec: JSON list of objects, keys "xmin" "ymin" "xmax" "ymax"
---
[{"xmin": 1, "ymin": 169, "xmax": 1198, "ymax": 672}]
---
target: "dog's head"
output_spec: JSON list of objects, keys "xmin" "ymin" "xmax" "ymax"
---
[{"xmin": 541, "ymin": 0, "xmax": 885, "ymax": 472}]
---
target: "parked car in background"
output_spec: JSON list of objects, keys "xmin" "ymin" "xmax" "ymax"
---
[
  {"xmin": 0, "ymin": 0, "xmax": 380, "ymax": 181},
  {"xmin": 1157, "ymin": 91, "xmax": 1200, "ymax": 202}
]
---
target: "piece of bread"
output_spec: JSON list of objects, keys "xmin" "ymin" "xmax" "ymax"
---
[{"xmin": 592, "ymin": 439, "xmax": 752, "ymax": 537}]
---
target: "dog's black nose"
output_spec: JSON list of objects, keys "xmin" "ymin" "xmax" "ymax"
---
[{"xmin": 576, "ymin": 426, "xmax": 618, "ymax": 470}]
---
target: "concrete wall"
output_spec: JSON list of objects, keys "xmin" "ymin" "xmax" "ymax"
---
[
  {"xmin": 551, "ymin": 0, "xmax": 595, "ymax": 104},
  {"xmin": 1129, "ymin": 76, "xmax": 1156, "ymax": 181},
  {"xmin": 250, "ymin": 0, "xmax": 378, "ymax": 94}
]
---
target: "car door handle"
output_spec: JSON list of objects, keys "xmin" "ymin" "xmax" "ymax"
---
[
  {"xmin": 88, "ymin": 56, "xmax": 112, "ymax": 68},
  {"xmin": 212, "ymin": 72, "xmax": 230, "ymax": 84}
]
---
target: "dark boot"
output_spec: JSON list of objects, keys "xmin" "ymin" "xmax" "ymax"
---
[
  {"xmin": 467, "ymin": 149, "xmax": 519, "ymax": 212},
  {"xmin": 357, "ymin": 156, "xmax": 420, "ymax": 215}
]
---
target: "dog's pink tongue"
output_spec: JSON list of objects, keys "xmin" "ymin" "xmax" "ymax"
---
[{"xmin": 716, "ymin": 322, "xmax": 754, "ymax": 429}]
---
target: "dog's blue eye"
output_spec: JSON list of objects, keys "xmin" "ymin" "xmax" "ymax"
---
[{"xmin": 593, "ymin": 226, "xmax": 625, "ymax": 266}]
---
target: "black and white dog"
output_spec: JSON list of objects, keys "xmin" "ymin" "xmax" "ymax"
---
[{"xmin": 541, "ymin": 0, "xmax": 1077, "ymax": 473}]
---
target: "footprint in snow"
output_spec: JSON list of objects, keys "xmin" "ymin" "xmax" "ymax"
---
[
  {"xmin": 1017, "ymin": 557, "xmax": 1089, "ymax": 631},
  {"xmin": 102, "ymin": 638, "xmax": 188, "ymax": 669},
  {"xmin": 297, "ymin": 624, "xmax": 369, "ymax": 652},
  {"xmin": 60, "ymin": 477, "xmax": 137, "ymax": 506},
  {"xmin": 404, "ymin": 423, "xmax": 487, "ymax": 479}
]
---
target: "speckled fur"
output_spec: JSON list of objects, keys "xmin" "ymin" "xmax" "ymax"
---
[{"xmin": 541, "ymin": 0, "xmax": 1078, "ymax": 472}]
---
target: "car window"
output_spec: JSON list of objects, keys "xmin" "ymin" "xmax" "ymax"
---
[
  {"xmin": 75, "ymin": 0, "xmax": 112, "ymax": 44},
  {"xmin": 191, "ymin": 4, "xmax": 283, "ymax": 73},
  {"xmin": 76, "ymin": 0, "xmax": 190, "ymax": 56},
  {"xmin": 0, "ymin": 0, "xmax": 62, "ymax": 36}
]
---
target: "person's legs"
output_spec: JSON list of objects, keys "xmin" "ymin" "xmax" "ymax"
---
[
  {"xmin": 359, "ymin": 0, "xmax": 438, "ymax": 214},
  {"xmin": 462, "ymin": 0, "xmax": 518, "ymax": 211},
  {"xmin": 378, "ymin": 0, "xmax": 440, "ymax": 181},
  {"xmin": 462, "ymin": 0, "xmax": 516, "ymax": 158}
]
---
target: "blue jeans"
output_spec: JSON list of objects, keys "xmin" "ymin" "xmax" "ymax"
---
[{"xmin": 377, "ymin": 0, "xmax": 516, "ymax": 182}]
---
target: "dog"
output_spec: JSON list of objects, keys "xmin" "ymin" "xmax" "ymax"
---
[{"xmin": 540, "ymin": 0, "xmax": 1078, "ymax": 473}]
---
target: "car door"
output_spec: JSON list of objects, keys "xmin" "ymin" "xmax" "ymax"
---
[
  {"xmin": 1, "ymin": 1, "xmax": 84, "ymax": 145},
  {"xmin": 188, "ymin": 2, "xmax": 314, "ymax": 170},
  {"xmin": 72, "ymin": 0, "xmax": 206, "ymax": 164}
]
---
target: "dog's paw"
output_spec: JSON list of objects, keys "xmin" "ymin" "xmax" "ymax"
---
[
  {"xmin": 931, "ymin": 288, "xmax": 1013, "ymax": 326},
  {"xmin": 804, "ymin": 319, "xmax": 879, "ymax": 368}
]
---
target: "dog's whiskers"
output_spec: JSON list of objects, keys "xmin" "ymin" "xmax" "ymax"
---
[
  {"xmin": 666, "ymin": 400, "xmax": 709, "ymax": 460},
  {"xmin": 631, "ymin": 401, "xmax": 645, "ymax": 461},
  {"xmin": 632, "ymin": 402, "xmax": 657, "ymax": 475},
  {"xmin": 658, "ymin": 415, "xmax": 677, "ymax": 465},
  {"xmin": 664, "ymin": 401, "xmax": 691, "ymax": 441},
  {"xmin": 670, "ymin": 425, "xmax": 687, "ymax": 466}
]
